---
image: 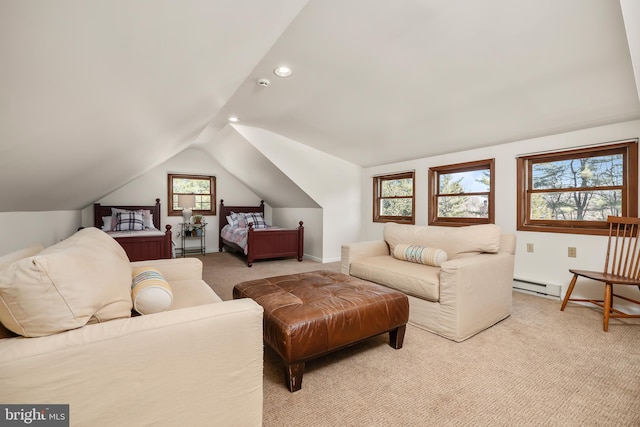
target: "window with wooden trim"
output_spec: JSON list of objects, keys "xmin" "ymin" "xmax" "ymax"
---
[
  {"xmin": 428, "ymin": 159, "xmax": 495, "ymax": 226},
  {"xmin": 168, "ymin": 174, "xmax": 216, "ymax": 216},
  {"xmin": 516, "ymin": 141, "xmax": 638, "ymax": 235},
  {"xmin": 373, "ymin": 171, "xmax": 415, "ymax": 224}
]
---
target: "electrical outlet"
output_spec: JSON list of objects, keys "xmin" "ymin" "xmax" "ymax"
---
[
  {"xmin": 526, "ymin": 243, "xmax": 534, "ymax": 253},
  {"xmin": 568, "ymin": 247, "xmax": 577, "ymax": 258}
]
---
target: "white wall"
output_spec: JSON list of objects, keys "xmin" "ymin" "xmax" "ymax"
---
[
  {"xmin": 0, "ymin": 210, "xmax": 80, "ymax": 256},
  {"xmin": 233, "ymin": 125, "xmax": 362, "ymax": 262},
  {"xmin": 272, "ymin": 207, "xmax": 323, "ymax": 262},
  {"xmin": 82, "ymin": 147, "xmax": 260, "ymax": 254},
  {"xmin": 361, "ymin": 119, "xmax": 640, "ymax": 307}
]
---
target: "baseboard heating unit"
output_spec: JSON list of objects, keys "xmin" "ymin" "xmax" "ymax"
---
[{"xmin": 513, "ymin": 278, "xmax": 562, "ymax": 298}]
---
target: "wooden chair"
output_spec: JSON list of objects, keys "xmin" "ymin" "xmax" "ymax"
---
[{"xmin": 561, "ymin": 216, "xmax": 640, "ymax": 331}]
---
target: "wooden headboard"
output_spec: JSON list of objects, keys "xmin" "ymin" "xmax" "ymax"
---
[
  {"xmin": 219, "ymin": 199, "xmax": 265, "ymax": 234},
  {"xmin": 94, "ymin": 198, "xmax": 162, "ymax": 230}
]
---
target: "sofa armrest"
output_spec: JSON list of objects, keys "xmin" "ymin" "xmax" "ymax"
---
[
  {"xmin": 341, "ymin": 240, "xmax": 390, "ymax": 274},
  {"xmin": 438, "ymin": 252, "xmax": 515, "ymax": 338},
  {"xmin": 130, "ymin": 257, "xmax": 203, "ymax": 281},
  {"xmin": 0, "ymin": 299, "xmax": 264, "ymax": 426}
]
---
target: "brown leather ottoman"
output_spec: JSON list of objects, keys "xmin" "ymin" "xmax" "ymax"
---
[{"xmin": 233, "ymin": 270, "xmax": 409, "ymax": 392}]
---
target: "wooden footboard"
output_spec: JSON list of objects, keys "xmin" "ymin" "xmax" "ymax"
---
[
  {"xmin": 246, "ymin": 222, "xmax": 304, "ymax": 267},
  {"xmin": 113, "ymin": 227, "xmax": 172, "ymax": 262}
]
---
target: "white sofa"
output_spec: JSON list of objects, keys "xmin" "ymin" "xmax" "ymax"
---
[
  {"xmin": 0, "ymin": 228, "xmax": 264, "ymax": 427},
  {"xmin": 341, "ymin": 222, "xmax": 516, "ymax": 342}
]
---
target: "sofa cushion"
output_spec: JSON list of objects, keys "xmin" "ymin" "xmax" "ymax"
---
[
  {"xmin": 393, "ymin": 244, "xmax": 448, "ymax": 266},
  {"xmin": 0, "ymin": 227, "xmax": 132, "ymax": 337},
  {"xmin": 384, "ymin": 222, "xmax": 502, "ymax": 259},
  {"xmin": 349, "ymin": 255, "xmax": 440, "ymax": 301},
  {"xmin": 131, "ymin": 267, "xmax": 173, "ymax": 314},
  {"xmin": 0, "ymin": 245, "xmax": 45, "ymax": 271}
]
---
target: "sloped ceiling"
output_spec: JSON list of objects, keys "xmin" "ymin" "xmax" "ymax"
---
[
  {"xmin": 0, "ymin": 0, "xmax": 308, "ymax": 212},
  {"xmin": 210, "ymin": 0, "xmax": 640, "ymax": 167},
  {"xmin": 2, "ymin": 0, "xmax": 640, "ymax": 212}
]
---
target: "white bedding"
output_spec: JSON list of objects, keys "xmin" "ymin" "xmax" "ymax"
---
[{"xmin": 107, "ymin": 229, "xmax": 166, "ymax": 238}]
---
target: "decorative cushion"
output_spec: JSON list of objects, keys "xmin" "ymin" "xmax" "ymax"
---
[
  {"xmin": 0, "ymin": 244, "xmax": 45, "ymax": 271},
  {"xmin": 0, "ymin": 227, "xmax": 132, "ymax": 337},
  {"xmin": 227, "ymin": 212, "xmax": 240, "ymax": 227},
  {"xmin": 238, "ymin": 212, "xmax": 268, "ymax": 229},
  {"xmin": 109, "ymin": 208, "xmax": 152, "ymax": 231},
  {"xmin": 384, "ymin": 223, "xmax": 502, "ymax": 260},
  {"xmin": 131, "ymin": 267, "xmax": 173, "ymax": 315},
  {"xmin": 114, "ymin": 211, "xmax": 145, "ymax": 231},
  {"xmin": 393, "ymin": 244, "xmax": 448, "ymax": 267}
]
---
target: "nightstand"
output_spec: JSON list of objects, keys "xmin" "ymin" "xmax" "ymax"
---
[{"xmin": 179, "ymin": 222, "xmax": 207, "ymax": 256}]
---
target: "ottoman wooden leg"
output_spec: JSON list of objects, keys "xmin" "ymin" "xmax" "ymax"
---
[
  {"xmin": 284, "ymin": 361, "xmax": 305, "ymax": 392},
  {"xmin": 389, "ymin": 325, "xmax": 406, "ymax": 349}
]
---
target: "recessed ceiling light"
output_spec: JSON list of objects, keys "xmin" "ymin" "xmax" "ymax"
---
[
  {"xmin": 273, "ymin": 66, "xmax": 292, "ymax": 78},
  {"xmin": 228, "ymin": 116, "xmax": 239, "ymax": 123}
]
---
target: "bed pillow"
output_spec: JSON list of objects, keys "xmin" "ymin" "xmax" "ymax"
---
[
  {"xmin": 114, "ymin": 211, "xmax": 145, "ymax": 231},
  {"xmin": 102, "ymin": 216, "xmax": 112, "ymax": 231},
  {"xmin": 109, "ymin": 208, "xmax": 152, "ymax": 231},
  {"xmin": 131, "ymin": 267, "xmax": 173, "ymax": 315},
  {"xmin": 393, "ymin": 244, "xmax": 448, "ymax": 267},
  {"xmin": 238, "ymin": 212, "xmax": 268, "ymax": 229},
  {"xmin": 145, "ymin": 213, "xmax": 155, "ymax": 229},
  {"xmin": 228, "ymin": 212, "xmax": 241, "ymax": 227}
]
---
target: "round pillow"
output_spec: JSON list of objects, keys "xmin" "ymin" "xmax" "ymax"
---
[
  {"xmin": 131, "ymin": 267, "xmax": 173, "ymax": 315},
  {"xmin": 393, "ymin": 244, "xmax": 448, "ymax": 267}
]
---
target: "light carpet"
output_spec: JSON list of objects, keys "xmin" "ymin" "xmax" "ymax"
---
[{"xmin": 196, "ymin": 252, "xmax": 640, "ymax": 426}]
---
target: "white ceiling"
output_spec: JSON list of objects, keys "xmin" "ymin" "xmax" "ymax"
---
[{"xmin": 1, "ymin": 0, "xmax": 639, "ymax": 212}]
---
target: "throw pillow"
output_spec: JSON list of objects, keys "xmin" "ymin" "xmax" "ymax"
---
[
  {"xmin": 239, "ymin": 212, "xmax": 268, "ymax": 229},
  {"xmin": 393, "ymin": 244, "xmax": 448, "ymax": 267},
  {"xmin": 0, "ymin": 228, "xmax": 132, "ymax": 337},
  {"xmin": 114, "ymin": 211, "xmax": 145, "ymax": 231},
  {"xmin": 131, "ymin": 267, "xmax": 173, "ymax": 315}
]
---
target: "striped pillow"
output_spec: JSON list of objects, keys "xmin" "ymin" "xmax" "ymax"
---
[
  {"xmin": 393, "ymin": 244, "xmax": 448, "ymax": 267},
  {"xmin": 131, "ymin": 267, "xmax": 173, "ymax": 315}
]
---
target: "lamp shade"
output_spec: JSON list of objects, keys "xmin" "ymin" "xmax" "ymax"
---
[{"xmin": 177, "ymin": 194, "xmax": 196, "ymax": 209}]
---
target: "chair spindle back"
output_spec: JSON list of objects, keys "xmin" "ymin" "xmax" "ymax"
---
[{"xmin": 604, "ymin": 216, "xmax": 640, "ymax": 279}]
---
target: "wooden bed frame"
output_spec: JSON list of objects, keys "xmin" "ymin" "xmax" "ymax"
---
[
  {"xmin": 94, "ymin": 198, "xmax": 173, "ymax": 262},
  {"xmin": 219, "ymin": 200, "xmax": 304, "ymax": 267}
]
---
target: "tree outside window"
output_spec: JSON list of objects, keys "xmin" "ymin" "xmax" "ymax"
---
[
  {"xmin": 428, "ymin": 159, "xmax": 494, "ymax": 226},
  {"xmin": 517, "ymin": 141, "xmax": 638, "ymax": 235},
  {"xmin": 373, "ymin": 171, "xmax": 415, "ymax": 224},
  {"xmin": 167, "ymin": 174, "xmax": 216, "ymax": 216}
]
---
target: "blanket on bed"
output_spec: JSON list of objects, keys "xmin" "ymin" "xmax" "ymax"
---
[{"xmin": 221, "ymin": 224, "xmax": 282, "ymax": 255}]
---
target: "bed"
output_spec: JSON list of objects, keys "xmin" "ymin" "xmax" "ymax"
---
[
  {"xmin": 219, "ymin": 200, "xmax": 304, "ymax": 267},
  {"xmin": 94, "ymin": 198, "xmax": 173, "ymax": 262}
]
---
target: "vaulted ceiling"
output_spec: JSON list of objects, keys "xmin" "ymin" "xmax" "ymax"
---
[{"xmin": 1, "ymin": 0, "xmax": 639, "ymax": 212}]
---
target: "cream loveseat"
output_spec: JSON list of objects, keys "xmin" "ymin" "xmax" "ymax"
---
[
  {"xmin": 341, "ymin": 222, "xmax": 516, "ymax": 342},
  {"xmin": 0, "ymin": 227, "xmax": 263, "ymax": 427}
]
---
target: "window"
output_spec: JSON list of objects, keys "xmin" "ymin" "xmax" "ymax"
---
[
  {"xmin": 428, "ymin": 159, "xmax": 494, "ymax": 226},
  {"xmin": 168, "ymin": 174, "xmax": 216, "ymax": 216},
  {"xmin": 516, "ymin": 141, "xmax": 638, "ymax": 235},
  {"xmin": 373, "ymin": 171, "xmax": 415, "ymax": 224}
]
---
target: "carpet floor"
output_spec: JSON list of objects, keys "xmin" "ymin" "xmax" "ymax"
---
[{"xmin": 196, "ymin": 252, "xmax": 640, "ymax": 426}]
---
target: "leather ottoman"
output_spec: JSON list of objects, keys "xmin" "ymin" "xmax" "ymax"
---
[{"xmin": 233, "ymin": 270, "xmax": 409, "ymax": 392}]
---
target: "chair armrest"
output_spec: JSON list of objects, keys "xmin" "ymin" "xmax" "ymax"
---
[
  {"xmin": 341, "ymin": 240, "xmax": 390, "ymax": 274},
  {"xmin": 0, "ymin": 299, "xmax": 264, "ymax": 426},
  {"xmin": 130, "ymin": 257, "xmax": 203, "ymax": 281}
]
